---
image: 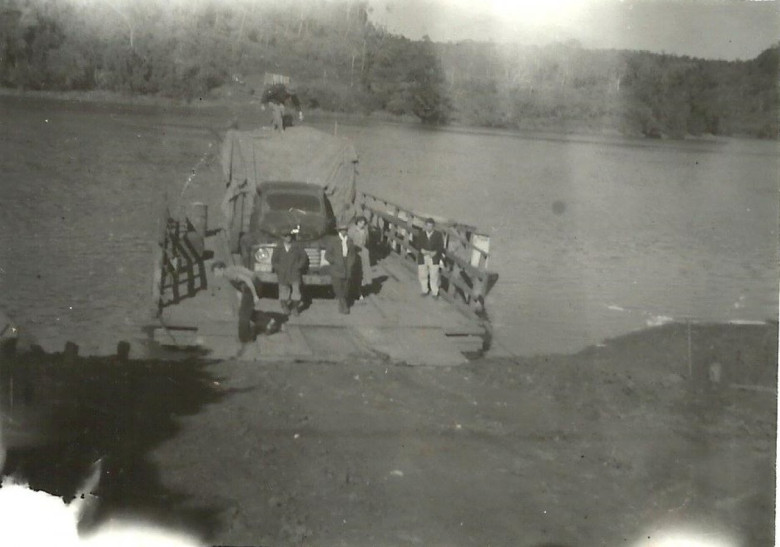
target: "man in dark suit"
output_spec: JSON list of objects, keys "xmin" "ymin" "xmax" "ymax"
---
[
  {"xmin": 414, "ymin": 217, "xmax": 445, "ymax": 300},
  {"xmin": 271, "ymin": 230, "xmax": 309, "ymax": 316},
  {"xmin": 325, "ymin": 223, "xmax": 357, "ymax": 314}
]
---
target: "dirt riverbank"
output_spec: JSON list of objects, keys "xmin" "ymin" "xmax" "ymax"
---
[{"xmin": 2, "ymin": 322, "xmax": 775, "ymax": 546}]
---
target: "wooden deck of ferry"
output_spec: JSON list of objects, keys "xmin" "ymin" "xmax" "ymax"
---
[{"xmin": 148, "ymin": 254, "xmax": 485, "ymax": 366}]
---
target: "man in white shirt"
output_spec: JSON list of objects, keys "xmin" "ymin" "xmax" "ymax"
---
[{"xmin": 414, "ymin": 218, "xmax": 445, "ymax": 299}]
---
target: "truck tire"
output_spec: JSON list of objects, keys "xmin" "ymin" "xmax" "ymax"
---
[{"xmin": 238, "ymin": 287, "xmax": 254, "ymax": 343}]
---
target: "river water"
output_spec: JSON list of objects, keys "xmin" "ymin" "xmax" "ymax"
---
[
  {"xmin": 336, "ymin": 121, "xmax": 779, "ymax": 355},
  {"xmin": 1, "ymin": 97, "xmax": 777, "ymax": 356}
]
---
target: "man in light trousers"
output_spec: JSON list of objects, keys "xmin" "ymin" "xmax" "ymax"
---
[{"xmin": 415, "ymin": 218, "xmax": 445, "ymax": 300}]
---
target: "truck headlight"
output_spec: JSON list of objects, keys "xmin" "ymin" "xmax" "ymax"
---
[
  {"xmin": 255, "ymin": 247, "xmax": 271, "ymax": 263},
  {"xmin": 254, "ymin": 246, "xmax": 274, "ymax": 273}
]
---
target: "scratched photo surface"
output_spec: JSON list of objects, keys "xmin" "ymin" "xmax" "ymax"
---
[{"xmin": 0, "ymin": 1, "xmax": 777, "ymax": 546}]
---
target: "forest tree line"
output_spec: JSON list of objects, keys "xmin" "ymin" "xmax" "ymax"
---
[{"xmin": 1, "ymin": 0, "xmax": 777, "ymax": 138}]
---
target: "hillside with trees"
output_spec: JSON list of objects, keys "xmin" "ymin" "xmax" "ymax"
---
[
  {"xmin": 1, "ymin": 0, "xmax": 776, "ymax": 138},
  {"xmin": 439, "ymin": 40, "xmax": 779, "ymax": 138}
]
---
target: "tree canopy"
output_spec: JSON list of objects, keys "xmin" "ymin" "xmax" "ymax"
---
[{"xmin": 0, "ymin": 0, "xmax": 776, "ymax": 137}]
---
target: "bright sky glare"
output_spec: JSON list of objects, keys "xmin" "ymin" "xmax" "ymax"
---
[{"xmin": 368, "ymin": 0, "xmax": 780, "ymax": 60}]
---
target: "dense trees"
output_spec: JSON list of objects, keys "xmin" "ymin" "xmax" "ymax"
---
[
  {"xmin": 0, "ymin": 0, "xmax": 776, "ymax": 137},
  {"xmin": 360, "ymin": 34, "xmax": 450, "ymax": 123},
  {"xmin": 439, "ymin": 41, "xmax": 778, "ymax": 138}
]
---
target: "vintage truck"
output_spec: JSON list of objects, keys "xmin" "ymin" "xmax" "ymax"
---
[{"xmin": 220, "ymin": 126, "xmax": 358, "ymax": 286}]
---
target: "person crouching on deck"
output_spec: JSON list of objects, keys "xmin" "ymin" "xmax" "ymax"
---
[
  {"xmin": 347, "ymin": 215, "xmax": 372, "ymax": 302},
  {"xmin": 414, "ymin": 218, "xmax": 445, "ymax": 300},
  {"xmin": 325, "ymin": 223, "xmax": 357, "ymax": 314},
  {"xmin": 212, "ymin": 261, "xmax": 262, "ymax": 305},
  {"xmin": 272, "ymin": 230, "xmax": 308, "ymax": 316},
  {"xmin": 211, "ymin": 261, "xmax": 277, "ymax": 334}
]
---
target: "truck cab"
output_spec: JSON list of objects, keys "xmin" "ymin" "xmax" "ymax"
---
[{"xmin": 241, "ymin": 181, "xmax": 337, "ymax": 285}]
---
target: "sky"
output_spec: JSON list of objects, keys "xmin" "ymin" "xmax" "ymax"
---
[{"xmin": 367, "ymin": 0, "xmax": 780, "ymax": 60}]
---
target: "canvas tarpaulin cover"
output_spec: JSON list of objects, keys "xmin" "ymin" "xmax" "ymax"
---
[{"xmin": 221, "ymin": 126, "xmax": 358, "ymax": 226}]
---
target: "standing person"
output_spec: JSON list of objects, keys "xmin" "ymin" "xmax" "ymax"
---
[
  {"xmin": 211, "ymin": 261, "xmax": 277, "ymax": 341},
  {"xmin": 414, "ymin": 218, "xmax": 445, "ymax": 300},
  {"xmin": 347, "ymin": 216, "xmax": 372, "ymax": 302},
  {"xmin": 271, "ymin": 230, "xmax": 308, "ymax": 316},
  {"xmin": 325, "ymin": 223, "xmax": 357, "ymax": 314},
  {"xmin": 260, "ymin": 83, "xmax": 303, "ymax": 132}
]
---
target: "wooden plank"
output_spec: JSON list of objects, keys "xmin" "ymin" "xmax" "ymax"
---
[
  {"xmin": 375, "ymin": 261, "xmax": 402, "ymax": 283},
  {"xmin": 437, "ymin": 288, "xmax": 486, "ymax": 323},
  {"xmin": 441, "ymin": 324, "xmax": 488, "ymax": 336},
  {"xmin": 450, "ymin": 335, "xmax": 486, "ymax": 354},
  {"xmin": 196, "ymin": 320, "xmax": 239, "ymax": 337},
  {"xmin": 152, "ymin": 326, "xmax": 198, "ymax": 346},
  {"xmin": 245, "ymin": 325, "xmax": 314, "ymax": 358},
  {"xmin": 379, "ymin": 255, "xmax": 417, "ymax": 283},
  {"xmin": 354, "ymin": 327, "xmax": 467, "ymax": 366},
  {"xmin": 365, "ymin": 294, "xmax": 388, "ymax": 318},
  {"xmin": 284, "ymin": 325, "xmax": 315, "ymax": 356},
  {"xmin": 299, "ymin": 326, "xmax": 363, "ymax": 357},
  {"xmin": 198, "ymin": 334, "xmax": 243, "ymax": 359},
  {"xmin": 484, "ymin": 343, "xmax": 517, "ymax": 359}
]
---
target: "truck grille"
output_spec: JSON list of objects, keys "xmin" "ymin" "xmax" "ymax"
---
[{"xmin": 305, "ymin": 247, "xmax": 321, "ymax": 269}]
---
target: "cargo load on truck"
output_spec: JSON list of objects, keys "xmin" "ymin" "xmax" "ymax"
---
[
  {"xmin": 220, "ymin": 126, "xmax": 359, "ymax": 285},
  {"xmin": 221, "ymin": 126, "xmax": 357, "ymax": 239}
]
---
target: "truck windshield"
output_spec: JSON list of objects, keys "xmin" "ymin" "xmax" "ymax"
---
[{"xmin": 265, "ymin": 193, "xmax": 322, "ymax": 213}]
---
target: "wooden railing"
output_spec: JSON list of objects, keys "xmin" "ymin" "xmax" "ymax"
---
[
  {"xmin": 152, "ymin": 210, "xmax": 207, "ymax": 315},
  {"xmin": 355, "ymin": 192, "xmax": 498, "ymax": 317}
]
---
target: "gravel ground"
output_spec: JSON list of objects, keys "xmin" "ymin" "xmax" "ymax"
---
[{"xmin": 2, "ymin": 322, "xmax": 775, "ymax": 546}]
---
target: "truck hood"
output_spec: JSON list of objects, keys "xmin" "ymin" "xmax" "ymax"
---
[{"xmin": 254, "ymin": 210, "xmax": 332, "ymax": 242}]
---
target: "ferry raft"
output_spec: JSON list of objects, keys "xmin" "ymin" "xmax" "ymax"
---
[{"xmin": 145, "ymin": 126, "xmax": 498, "ymax": 366}]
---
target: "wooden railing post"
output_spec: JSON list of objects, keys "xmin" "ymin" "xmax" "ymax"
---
[
  {"xmin": 474, "ymin": 273, "xmax": 489, "ymax": 313},
  {"xmin": 447, "ymin": 263, "xmax": 459, "ymax": 299},
  {"xmin": 391, "ymin": 205, "xmax": 400, "ymax": 253},
  {"xmin": 166, "ymin": 254, "xmax": 180, "ymax": 303},
  {"xmin": 180, "ymin": 223, "xmax": 205, "ymax": 294}
]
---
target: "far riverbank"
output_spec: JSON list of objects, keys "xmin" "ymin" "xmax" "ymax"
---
[{"xmin": 2, "ymin": 87, "xmax": 771, "ymax": 142}]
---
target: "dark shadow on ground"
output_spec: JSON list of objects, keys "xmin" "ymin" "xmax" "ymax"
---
[{"xmin": 1, "ymin": 348, "xmax": 242, "ymax": 542}]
